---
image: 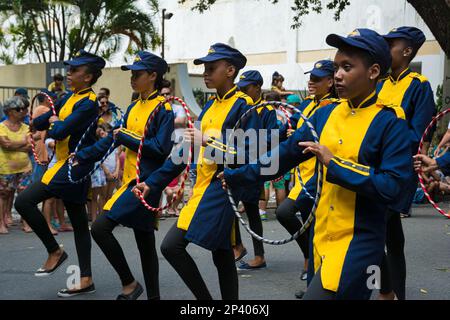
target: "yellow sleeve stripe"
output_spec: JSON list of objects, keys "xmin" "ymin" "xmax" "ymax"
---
[
  {"xmin": 119, "ymin": 128, "xmax": 142, "ymax": 140},
  {"xmin": 331, "ymin": 157, "xmax": 371, "ymax": 176}
]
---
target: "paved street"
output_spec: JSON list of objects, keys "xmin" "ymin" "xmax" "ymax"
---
[{"xmin": 0, "ymin": 204, "xmax": 449, "ymax": 300}]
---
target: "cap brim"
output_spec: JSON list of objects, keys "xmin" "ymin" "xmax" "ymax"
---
[
  {"xmin": 120, "ymin": 64, "xmax": 149, "ymax": 71},
  {"xmin": 193, "ymin": 54, "xmax": 224, "ymax": 65},
  {"xmin": 305, "ymin": 70, "xmax": 332, "ymax": 78},
  {"xmin": 63, "ymin": 60, "xmax": 85, "ymax": 66},
  {"xmin": 236, "ymin": 80, "xmax": 254, "ymax": 88},
  {"xmin": 326, "ymin": 34, "xmax": 370, "ymax": 53}
]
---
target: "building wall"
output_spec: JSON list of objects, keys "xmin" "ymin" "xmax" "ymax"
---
[{"xmin": 158, "ymin": 0, "xmax": 445, "ymax": 95}]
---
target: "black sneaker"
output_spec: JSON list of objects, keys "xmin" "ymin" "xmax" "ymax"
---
[
  {"xmin": 34, "ymin": 251, "xmax": 68, "ymax": 277},
  {"xmin": 295, "ymin": 289, "xmax": 305, "ymax": 299},
  {"xmin": 57, "ymin": 283, "xmax": 96, "ymax": 298},
  {"xmin": 116, "ymin": 282, "xmax": 144, "ymax": 300}
]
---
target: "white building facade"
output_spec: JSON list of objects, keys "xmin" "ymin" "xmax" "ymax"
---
[{"xmin": 157, "ymin": 0, "xmax": 446, "ymax": 96}]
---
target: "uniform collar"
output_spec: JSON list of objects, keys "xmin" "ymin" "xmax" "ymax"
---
[
  {"xmin": 74, "ymin": 87, "xmax": 93, "ymax": 96},
  {"xmin": 348, "ymin": 91, "xmax": 377, "ymax": 109},
  {"xmin": 389, "ymin": 68, "xmax": 411, "ymax": 84},
  {"xmin": 216, "ymin": 86, "xmax": 237, "ymax": 102},
  {"xmin": 313, "ymin": 93, "xmax": 331, "ymax": 103},
  {"xmin": 254, "ymin": 97, "xmax": 263, "ymax": 105},
  {"xmin": 139, "ymin": 90, "xmax": 158, "ymax": 102}
]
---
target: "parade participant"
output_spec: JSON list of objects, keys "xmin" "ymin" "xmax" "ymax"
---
[
  {"xmin": 377, "ymin": 26, "xmax": 436, "ymax": 300},
  {"xmin": 233, "ymin": 70, "xmax": 278, "ymax": 269},
  {"xmin": 76, "ymin": 51, "xmax": 174, "ymax": 300},
  {"xmin": 14, "ymin": 49, "xmax": 105, "ymax": 297},
  {"xmin": 277, "ymin": 60, "xmax": 337, "ymax": 292},
  {"xmin": 220, "ymin": 29, "xmax": 413, "ymax": 300},
  {"xmin": 133, "ymin": 43, "xmax": 260, "ymax": 300}
]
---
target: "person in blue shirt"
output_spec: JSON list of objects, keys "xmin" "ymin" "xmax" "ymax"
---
[
  {"xmin": 377, "ymin": 26, "xmax": 436, "ymax": 300},
  {"xmin": 233, "ymin": 70, "xmax": 278, "ymax": 270},
  {"xmin": 219, "ymin": 29, "xmax": 413, "ymax": 300},
  {"xmin": 133, "ymin": 43, "xmax": 261, "ymax": 300},
  {"xmin": 76, "ymin": 52, "xmax": 174, "ymax": 300},
  {"xmin": 14, "ymin": 49, "xmax": 105, "ymax": 298}
]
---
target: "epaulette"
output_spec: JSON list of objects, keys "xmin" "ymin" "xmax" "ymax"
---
[
  {"xmin": 377, "ymin": 103, "xmax": 406, "ymax": 120},
  {"xmin": 409, "ymin": 72, "xmax": 428, "ymax": 83},
  {"xmin": 156, "ymin": 95, "xmax": 172, "ymax": 111},
  {"xmin": 235, "ymin": 91, "xmax": 254, "ymax": 105}
]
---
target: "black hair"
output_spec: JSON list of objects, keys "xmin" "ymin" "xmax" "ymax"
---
[
  {"xmin": 99, "ymin": 87, "xmax": 110, "ymax": 96},
  {"xmin": 161, "ymin": 79, "xmax": 171, "ymax": 89},
  {"xmin": 131, "ymin": 92, "xmax": 140, "ymax": 101},
  {"xmin": 84, "ymin": 64, "xmax": 103, "ymax": 86},
  {"xmin": 224, "ymin": 60, "xmax": 239, "ymax": 80},
  {"xmin": 264, "ymin": 91, "xmax": 281, "ymax": 102},
  {"xmin": 325, "ymin": 75, "xmax": 338, "ymax": 98},
  {"xmin": 402, "ymin": 39, "xmax": 419, "ymax": 63},
  {"xmin": 37, "ymin": 94, "xmax": 46, "ymax": 104},
  {"xmin": 53, "ymin": 73, "xmax": 64, "ymax": 81},
  {"xmin": 271, "ymin": 72, "xmax": 284, "ymax": 86},
  {"xmin": 19, "ymin": 96, "xmax": 30, "ymax": 108}
]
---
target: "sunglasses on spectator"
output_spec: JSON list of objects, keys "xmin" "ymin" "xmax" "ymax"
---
[{"xmin": 13, "ymin": 107, "xmax": 28, "ymax": 112}]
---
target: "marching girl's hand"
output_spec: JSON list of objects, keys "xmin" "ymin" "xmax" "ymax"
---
[
  {"xmin": 184, "ymin": 127, "xmax": 208, "ymax": 147},
  {"xmin": 49, "ymin": 115, "xmax": 60, "ymax": 123},
  {"xmin": 69, "ymin": 153, "xmax": 79, "ymax": 167},
  {"xmin": 413, "ymin": 154, "xmax": 438, "ymax": 174},
  {"xmin": 216, "ymin": 172, "xmax": 228, "ymax": 190},
  {"xmin": 132, "ymin": 182, "xmax": 151, "ymax": 199},
  {"xmin": 287, "ymin": 129, "xmax": 295, "ymax": 137},
  {"xmin": 298, "ymin": 142, "xmax": 333, "ymax": 167},
  {"xmin": 113, "ymin": 129, "xmax": 121, "ymax": 140}
]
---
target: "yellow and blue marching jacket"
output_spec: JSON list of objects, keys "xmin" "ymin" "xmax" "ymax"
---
[
  {"xmin": 145, "ymin": 86, "xmax": 261, "ymax": 250},
  {"xmin": 76, "ymin": 90, "xmax": 174, "ymax": 232},
  {"xmin": 377, "ymin": 68, "xmax": 436, "ymax": 213},
  {"xmin": 224, "ymin": 92, "xmax": 413, "ymax": 299},
  {"xmin": 281, "ymin": 94, "xmax": 338, "ymax": 218},
  {"xmin": 241, "ymin": 97, "xmax": 279, "ymax": 204},
  {"xmin": 33, "ymin": 88, "xmax": 98, "ymax": 204}
]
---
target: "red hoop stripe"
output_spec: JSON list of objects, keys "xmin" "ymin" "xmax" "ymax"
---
[
  {"xmin": 417, "ymin": 109, "xmax": 450, "ymax": 219},
  {"xmin": 135, "ymin": 96, "xmax": 193, "ymax": 212}
]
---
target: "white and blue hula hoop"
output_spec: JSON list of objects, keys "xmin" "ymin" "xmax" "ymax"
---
[
  {"xmin": 224, "ymin": 101, "xmax": 323, "ymax": 245},
  {"xmin": 68, "ymin": 107, "xmax": 125, "ymax": 184}
]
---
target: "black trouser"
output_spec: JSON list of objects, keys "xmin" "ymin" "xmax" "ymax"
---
[
  {"xmin": 302, "ymin": 267, "xmax": 336, "ymax": 300},
  {"xmin": 276, "ymin": 198, "xmax": 309, "ymax": 259},
  {"xmin": 15, "ymin": 181, "xmax": 92, "ymax": 277},
  {"xmin": 380, "ymin": 208, "xmax": 406, "ymax": 300},
  {"xmin": 160, "ymin": 222, "xmax": 238, "ymax": 300},
  {"xmin": 91, "ymin": 214, "xmax": 160, "ymax": 300},
  {"xmin": 234, "ymin": 202, "xmax": 264, "ymax": 257}
]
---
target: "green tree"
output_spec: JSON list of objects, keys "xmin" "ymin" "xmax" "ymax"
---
[
  {"xmin": 180, "ymin": 0, "xmax": 450, "ymax": 57},
  {"xmin": 0, "ymin": 0, "xmax": 161, "ymax": 64}
]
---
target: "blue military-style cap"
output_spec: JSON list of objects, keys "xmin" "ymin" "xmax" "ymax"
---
[
  {"xmin": 194, "ymin": 43, "xmax": 247, "ymax": 70},
  {"xmin": 15, "ymin": 87, "xmax": 29, "ymax": 99},
  {"xmin": 304, "ymin": 60, "xmax": 335, "ymax": 78},
  {"xmin": 64, "ymin": 49, "xmax": 106, "ymax": 70},
  {"xmin": 121, "ymin": 51, "xmax": 168, "ymax": 75},
  {"xmin": 326, "ymin": 28, "xmax": 392, "ymax": 75},
  {"xmin": 237, "ymin": 70, "xmax": 263, "ymax": 88},
  {"xmin": 383, "ymin": 26, "xmax": 426, "ymax": 50}
]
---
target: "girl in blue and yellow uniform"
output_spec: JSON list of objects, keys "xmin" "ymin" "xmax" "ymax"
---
[
  {"xmin": 75, "ymin": 52, "xmax": 174, "ymax": 300},
  {"xmin": 276, "ymin": 60, "xmax": 338, "ymax": 284},
  {"xmin": 221, "ymin": 29, "xmax": 413, "ymax": 300},
  {"xmin": 15, "ymin": 49, "xmax": 105, "ymax": 297},
  {"xmin": 377, "ymin": 26, "xmax": 436, "ymax": 300},
  {"xmin": 233, "ymin": 70, "xmax": 279, "ymax": 270},
  {"xmin": 133, "ymin": 43, "xmax": 260, "ymax": 300}
]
